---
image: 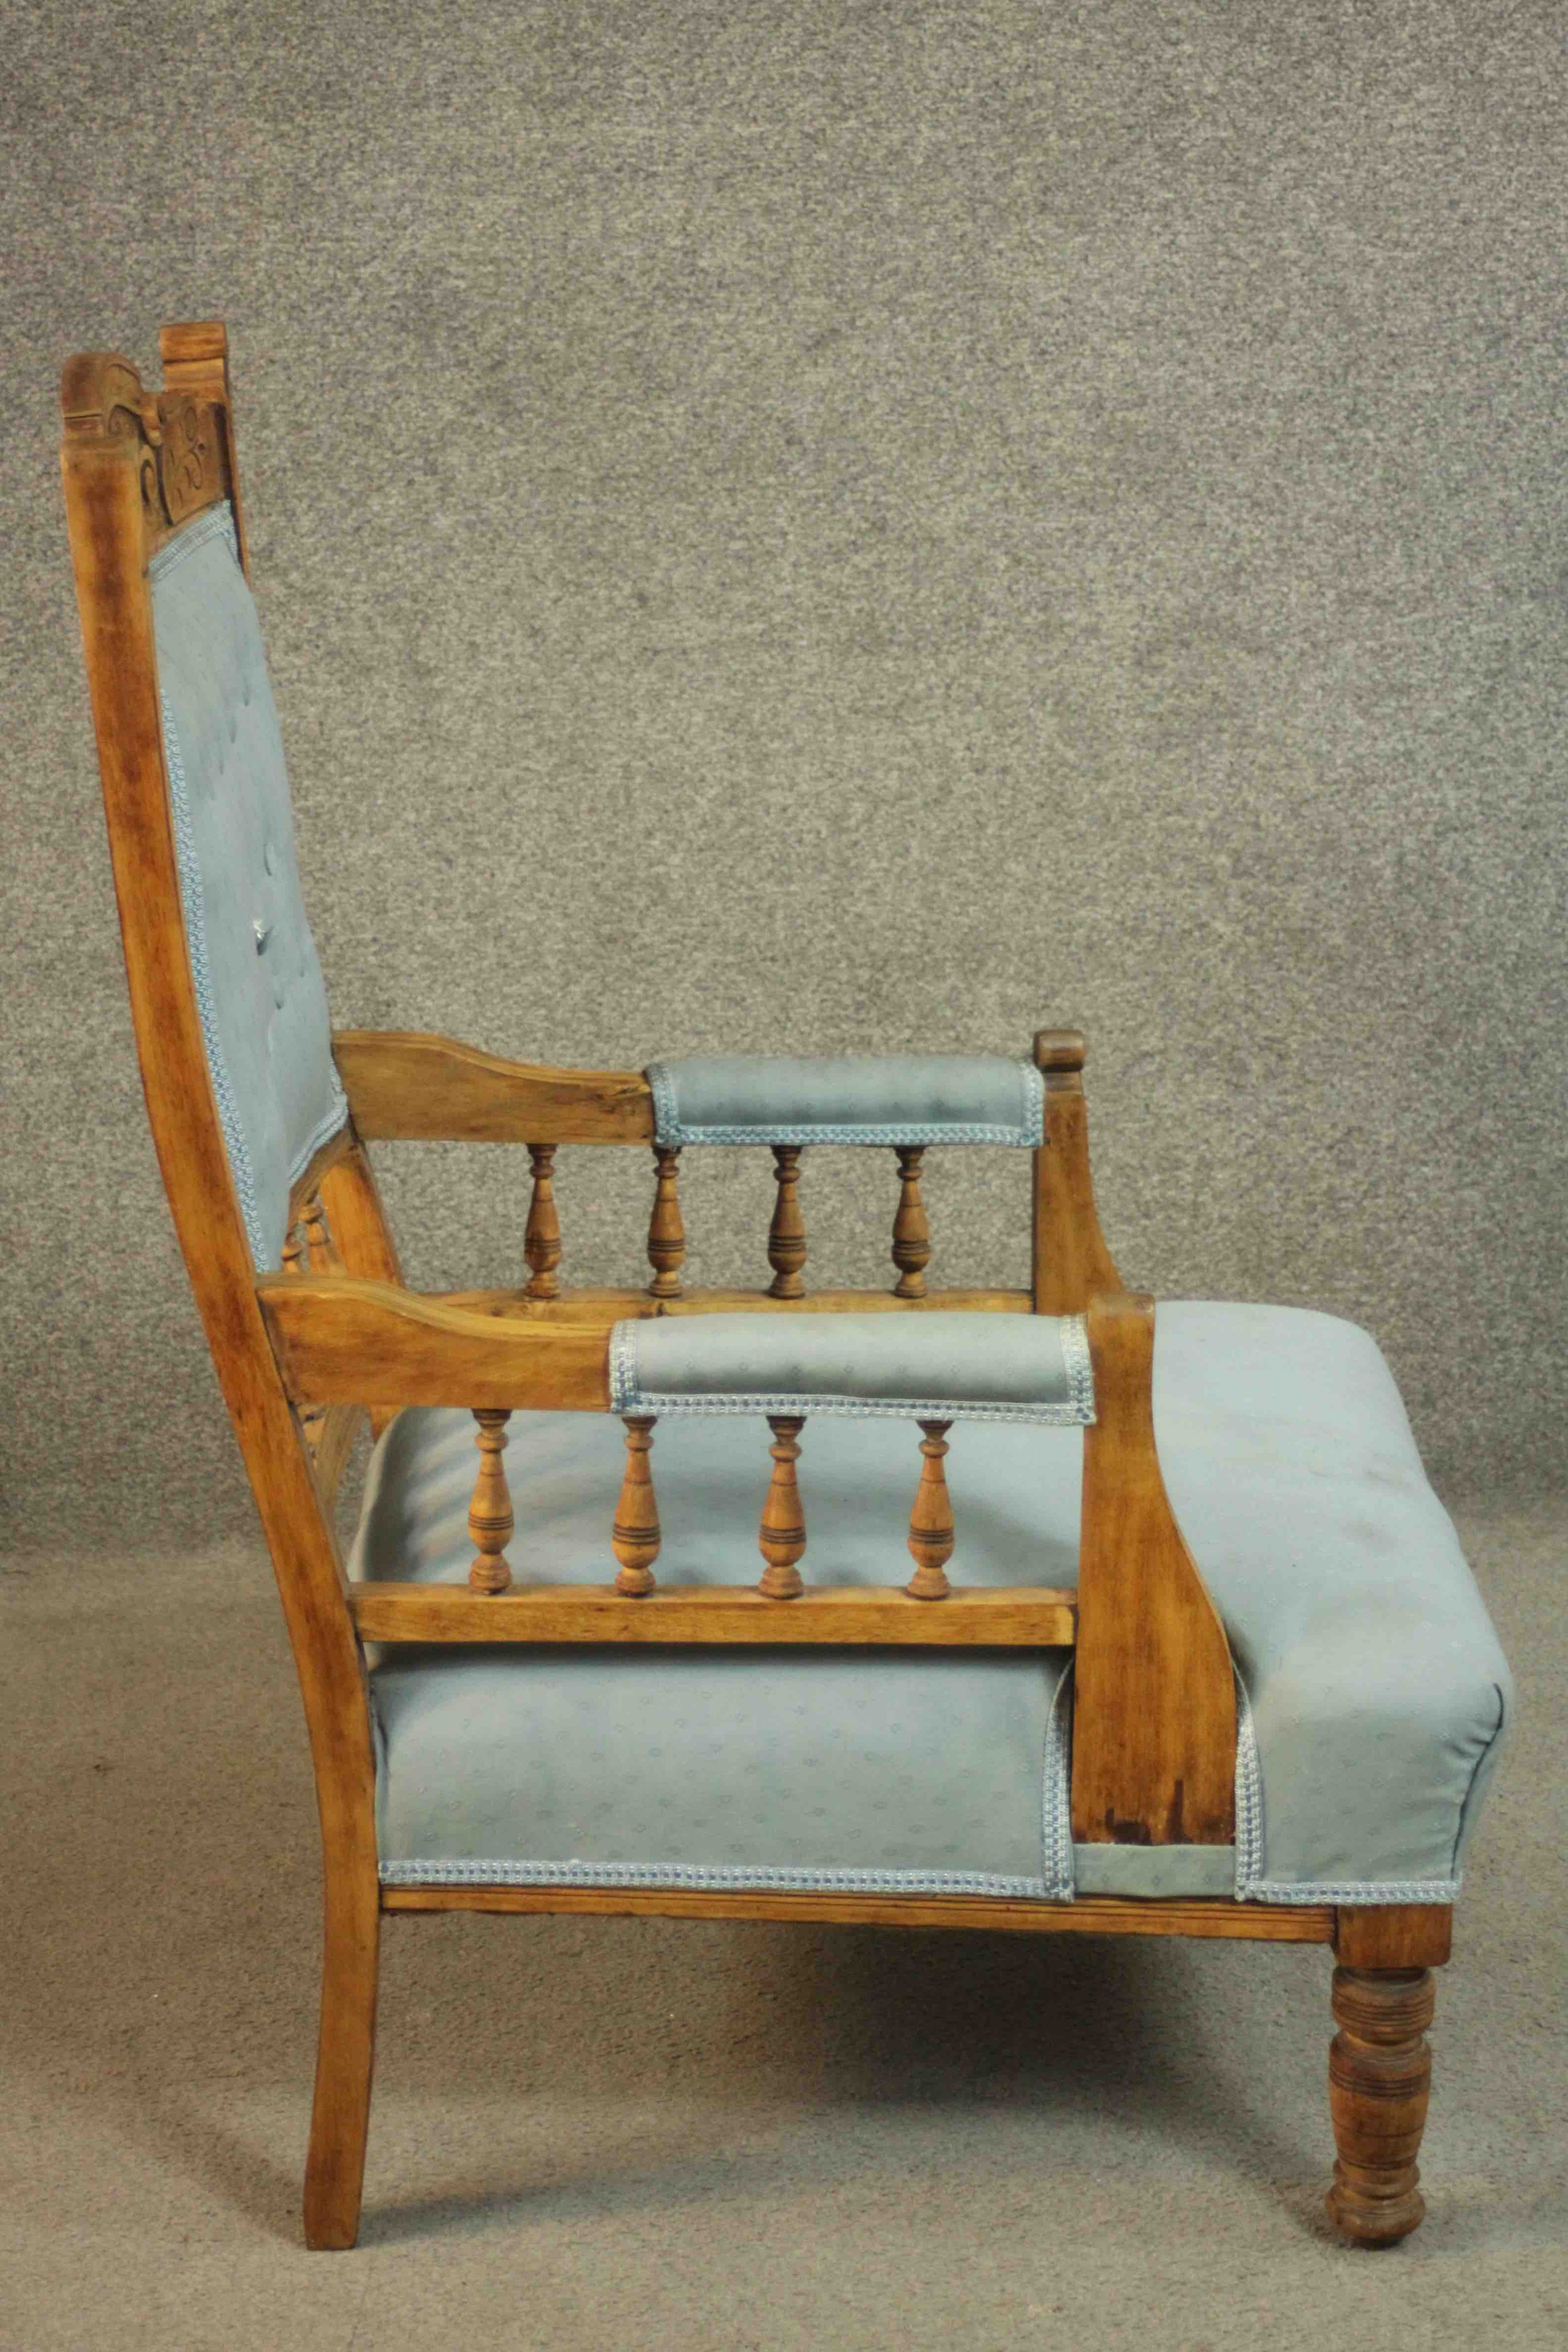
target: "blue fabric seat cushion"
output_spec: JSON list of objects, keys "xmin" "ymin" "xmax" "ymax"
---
[{"xmin": 354, "ymin": 1304, "xmax": 1510, "ymax": 1905}]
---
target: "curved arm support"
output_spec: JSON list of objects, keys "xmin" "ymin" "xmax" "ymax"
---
[
  {"xmin": 258, "ymin": 1273, "xmax": 612, "ymax": 1410},
  {"xmin": 1071, "ymin": 1291, "xmax": 1237, "ymax": 1847}
]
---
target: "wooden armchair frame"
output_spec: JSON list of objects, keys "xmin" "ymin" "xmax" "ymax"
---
[{"xmin": 64, "ymin": 322, "xmax": 1451, "ymax": 2252}]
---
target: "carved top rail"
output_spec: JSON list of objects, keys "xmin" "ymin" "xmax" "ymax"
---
[{"xmin": 60, "ymin": 325, "xmax": 239, "ymax": 566}]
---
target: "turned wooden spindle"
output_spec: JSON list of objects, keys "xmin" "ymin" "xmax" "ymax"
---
[
  {"xmin": 768, "ymin": 1145, "xmax": 807, "ymax": 1298},
  {"xmin": 758, "ymin": 1416, "xmax": 807, "ymax": 1597},
  {"xmin": 891, "ymin": 1145, "xmax": 931, "ymax": 1298},
  {"xmin": 524, "ymin": 1143, "xmax": 562, "ymax": 1300},
  {"xmin": 612, "ymin": 1416, "xmax": 660, "ymax": 1594},
  {"xmin": 302, "ymin": 1193, "xmax": 333, "ymax": 1271},
  {"xmin": 646, "ymin": 1147, "xmax": 686, "ymax": 1300},
  {"xmin": 1326, "ymin": 1967, "xmax": 1436, "ymax": 2246},
  {"xmin": 281, "ymin": 1224, "xmax": 305, "ymax": 1274},
  {"xmin": 467, "ymin": 1408, "xmax": 514, "ymax": 1593},
  {"xmin": 905, "ymin": 1419, "xmax": 955, "ymax": 1599}
]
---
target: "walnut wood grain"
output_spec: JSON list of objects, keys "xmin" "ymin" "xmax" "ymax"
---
[
  {"xmin": 1326, "ymin": 1968, "xmax": 1436, "ymax": 2245},
  {"xmin": 1071, "ymin": 1293, "xmax": 1237, "ymax": 1848},
  {"xmin": 257, "ymin": 1273, "xmax": 611, "ymax": 1409},
  {"xmin": 383, "ymin": 1883, "xmax": 1336, "ymax": 1942},
  {"xmin": 1032, "ymin": 1029, "xmax": 1123, "ymax": 1314},
  {"xmin": 332, "ymin": 1030, "xmax": 654, "ymax": 1143},
  {"xmin": 350, "ymin": 1581, "xmax": 1079, "ymax": 1647},
  {"xmin": 63, "ymin": 329, "xmax": 377, "ymax": 2251}
]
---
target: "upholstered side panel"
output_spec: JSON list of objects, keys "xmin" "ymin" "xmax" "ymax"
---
[
  {"xmin": 372, "ymin": 1647, "xmax": 1067, "ymax": 1895},
  {"xmin": 359, "ymin": 1406, "xmax": 1075, "ymax": 1895},
  {"xmin": 149, "ymin": 504, "xmax": 346, "ymax": 1268},
  {"xmin": 647, "ymin": 1054, "xmax": 1044, "ymax": 1145},
  {"xmin": 610, "ymin": 1309, "xmax": 1094, "ymax": 1422}
]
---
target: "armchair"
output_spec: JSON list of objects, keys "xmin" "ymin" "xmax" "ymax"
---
[{"xmin": 63, "ymin": 323, "xmax": 1510, "ymax": 2251}]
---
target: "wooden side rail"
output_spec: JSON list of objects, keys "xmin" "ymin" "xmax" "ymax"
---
[
  {"xmin": 351, "ymin": 1584, "xmax": 1078, "ymax": 1647},
  {"xmin": 332, "ymin": 1030, "xmax": 654, "ymax": 1143},
  {"xmin": 382, "ymin": 1883, "xmax": 1340, "ymax": 1943},
  {"xmin": 447, "ymin": 1285, "xmax": 1037, "ymax": 1324}
]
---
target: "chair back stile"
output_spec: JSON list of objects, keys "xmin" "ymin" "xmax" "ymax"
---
[{"xmin": 61, "ymin": 333, "xmax": 383, "ymax": 2205}]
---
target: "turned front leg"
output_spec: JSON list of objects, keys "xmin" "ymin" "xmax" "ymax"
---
[{"xmin": 1327, "ymin": 1966, "xmax": 1435, "ymax": 2246}]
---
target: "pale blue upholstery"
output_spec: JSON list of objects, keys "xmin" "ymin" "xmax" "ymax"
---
[
  {"xmin": 610, "ymin": 1310, "xmax": 1094, "ymax": 1422},
  {"xmin": 647, "ymin": 1055, "xmax": 1044, "ymax": 1145},
  {"xmin": 150, "ymin": 504, "xmax": 346, "ymax": 1269},
  {"xmin": 355, "ymin": 1303, "xmax": 1510, "ymax": 1905}
]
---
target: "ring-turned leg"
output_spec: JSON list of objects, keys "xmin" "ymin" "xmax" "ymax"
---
[
  {"xmin": 302, "ymin": 1868, "xmax": 380, "ymax": 2250},
  {"xmin": 1326, "ymin": 1966, "xmax": 1434, "ymax": 2245}
]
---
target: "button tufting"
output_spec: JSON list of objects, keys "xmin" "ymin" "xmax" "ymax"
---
[{"xmin": 253, "ymin": 918, "xmax": 272, "ymax": 953}]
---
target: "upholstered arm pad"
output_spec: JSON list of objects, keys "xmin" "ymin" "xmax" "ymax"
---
[
  {"xmin": 645, "ymin": 1056, "xmax": 1044, "ymax": 1146},
  {"xmin": 609, "ymin": 1311, "xmax": 1094, "ymax": 1422}
]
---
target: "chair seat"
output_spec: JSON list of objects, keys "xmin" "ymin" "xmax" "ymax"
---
[{"xmin": 356, "ymin": 1303, "xmax": 1510, "ymax": 1905}]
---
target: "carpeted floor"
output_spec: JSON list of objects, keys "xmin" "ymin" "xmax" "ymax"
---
[{"xmin": 1, "ymin": 1496, "xmax": 1560, "ymax": 2351}]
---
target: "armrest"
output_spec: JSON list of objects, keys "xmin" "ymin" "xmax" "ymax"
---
[
  {"xmin": 608, "ymin": 1308, "xmax": 1094, "ymax": 1422},
  {"xmin": 257, "ymin": 1272, "xmax": 610, "ymax": 1408},
  {"xmin": 646, "ymin": 1054, "xmax": 1044, "ymax": 1147},
  {"xmin": 332, "ymin": 1030, "xmax": 654, "ymax": 1143}
]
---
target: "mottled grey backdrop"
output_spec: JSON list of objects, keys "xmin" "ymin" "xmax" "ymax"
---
[{"xmin": 3, "ymin": 3, "xmax": 1564, "ymax": 1547}]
